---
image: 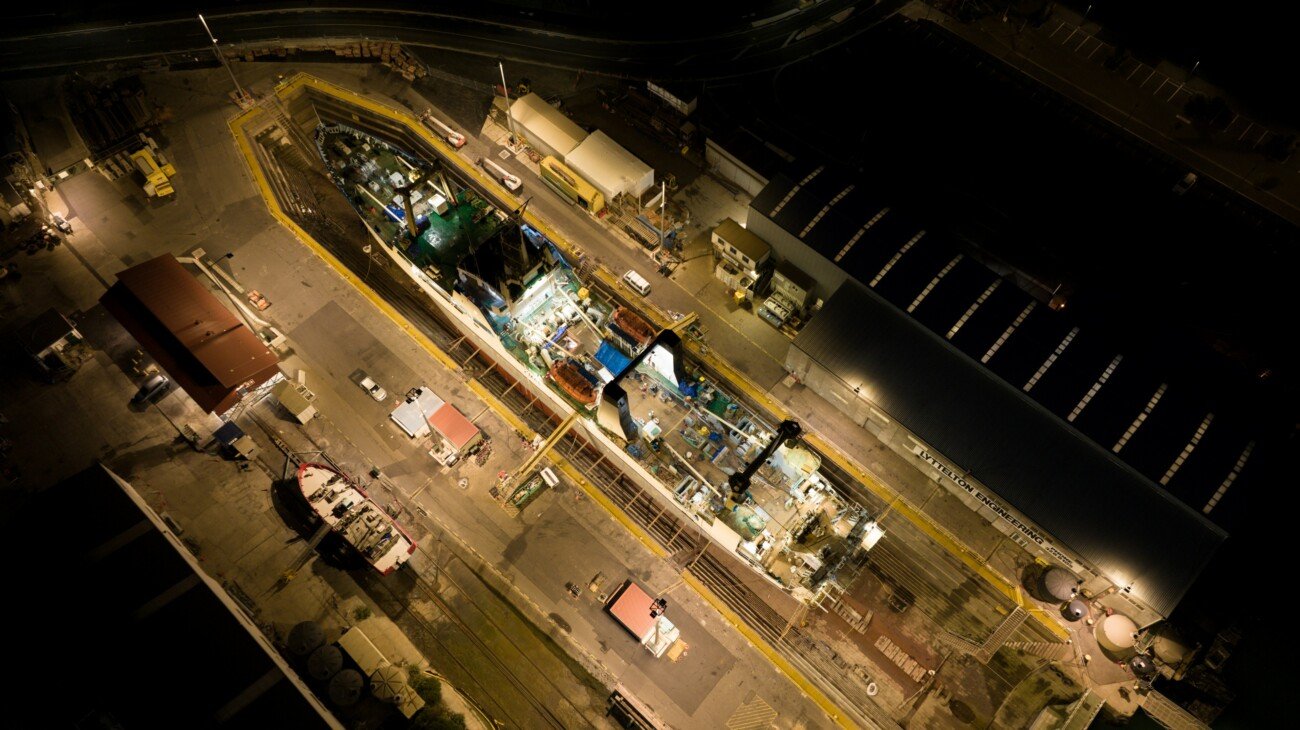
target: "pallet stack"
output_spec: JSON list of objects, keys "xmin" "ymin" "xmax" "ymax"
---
[
  {"xmin": 225, "ymin": 42, "xmax": 427, "ymax": 81},
  {"xmin": 379, "ymin": 44, "xmax": 428, "ymax": 81}
]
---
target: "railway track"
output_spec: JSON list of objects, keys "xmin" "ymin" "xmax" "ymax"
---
[
  {"xmin": 258, "ymin": 131, "xmax": 930, "ymax": 727},
  {"xmin": 270, "ymin": 433, "xmax": 596, "ymax": 729}
]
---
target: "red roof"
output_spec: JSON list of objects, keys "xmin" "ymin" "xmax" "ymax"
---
[
  {"xmin": 429, "ymin": 403, "xmax": 480, "ymax": 450},
  {"xmin": 607, "ymin": 581, "xmax": 656, "ymax": 641},
  {"xmin": 115, "ymin": 255, "xmax": 277, "ymax": 387},
  {"xmin": 101, "ymin": 254, "xmax": 279, "ymax": 413}
]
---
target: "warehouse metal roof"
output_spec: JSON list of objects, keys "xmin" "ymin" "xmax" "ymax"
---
[
  {"xmin": 3, "ymin": 465, "xmax": 340, "ymax": 728},
  {"xmin": 793, "ymin": 283, "xmax": 1228, "ymax": 617},
  {"xmin": 565, "ymin": 130, "xmax": 654, "ymax": 202},
  {"xmin": 713, "ymin": 217, "xmax": 771, "ymax": 263},
  {"xmin": 101, "ymin": 254, "xmax": 280, "ymax": 413},
  {"xmin": 755, "ymin": 166, "xmax": 1266, "ymax": 527},
  {"xmin": 509, "ymin": 92, "xmax": 588, "ymax": 159}
]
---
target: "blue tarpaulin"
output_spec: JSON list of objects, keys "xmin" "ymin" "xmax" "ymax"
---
[{"xmin": 595, "ymin": 340, "xmax": 633, "ymax": 378}]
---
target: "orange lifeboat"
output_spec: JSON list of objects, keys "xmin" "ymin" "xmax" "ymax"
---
[
  {"xmin": 547, "ymin": 359, "xmax": 598, "ymax": 405},
  {"xmin": 610, "ymin": 306, "xmax": 654, "ymax": 347}
]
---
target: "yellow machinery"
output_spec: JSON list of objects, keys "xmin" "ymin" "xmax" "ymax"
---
[
  {"xmin": 130, "ymin": 148, "xmax": 176, "ymax": 197},
  {"xmin": 539, "ymin": 156, "xmax": 604, "ymax": 214}
]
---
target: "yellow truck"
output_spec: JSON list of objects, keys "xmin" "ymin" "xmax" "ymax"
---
[{"xmin": 130, "ymin": 148, "xmax": 176, "ymax": 197}]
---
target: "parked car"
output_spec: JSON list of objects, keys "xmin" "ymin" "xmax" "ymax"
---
[
  {"xmin": 1172, "ymin": 172, "xmax": 1198, "ymax": 195},
  {"xmin": 358, "ymin": 374, "xmax": 387, "ymax": 402},
  {"xmin": 131, "ymin": 373, "xmax": 171, "ymax": 405},
  {"xmin": 51, "ymin": 212, "xmax": 73, "ymax": 234}
]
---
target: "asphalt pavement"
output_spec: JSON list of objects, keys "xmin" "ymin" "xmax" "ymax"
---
[
  {"xmin": 0, "ymin": 1, "xmax": 905, "ymax": 80},
  {"xmin": 2, "ymin": 61, "xmax": 842, "ymax": 729}
]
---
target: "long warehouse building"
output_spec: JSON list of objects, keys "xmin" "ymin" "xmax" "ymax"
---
[
  {"xmin": 507, "ymin": 92, "xmax": 588, "ymax": 160},
  {"xmin": 752, "ymin": 163, "xmax": 1271, "ymax": 624},
  {"xmin": 788, "ymin": 282, "xmax": 1225, "ymax": 621},
  {"xmin": 564, "ymin": 130, "xmax": 654, "ymax": 203}
]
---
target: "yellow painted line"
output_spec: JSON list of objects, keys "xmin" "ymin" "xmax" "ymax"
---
[
  {"xmin": 228, "ymin": 104, "xmax": 461, "ymax": 378},
  {"xmin": 233, "ymin": 87, "xmax": 857, "ymax": 718},
  {"xmin": 683, "ymin": 574, "xmax": 855, "ymax": 729},
  {"xmin": 802, "ymin": 430, "xmax": 1068, "ymax": 641},
  {"xmin": 466, "ymin": 380, "xmax": 536, "ymax": 440},
  {"xmin": 550, "ymin": 459, "xmax": 669, "ymax": 560},
  {"xmin": 245, "ymin": 75, "xmax": 1066, "ymax": 642}
]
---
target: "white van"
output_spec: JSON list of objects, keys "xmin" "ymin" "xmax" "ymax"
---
[{"xmin": 623, "ymin": 269, "xmax": 651, "ymax": 296}]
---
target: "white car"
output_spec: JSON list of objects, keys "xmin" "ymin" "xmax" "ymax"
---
[
  {"xmin": 51, "ymin": 212, "xmax": 73, "ymax": 234},
  {"xmin": 358, "ymin": 375, "xmax": 387, "ymax": 402}
]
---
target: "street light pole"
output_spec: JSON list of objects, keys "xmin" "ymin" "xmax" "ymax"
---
[
  {"xmin": 658, "ymin": 181, "xmax": 666, "ymax": 251},
  {"xmin": 198, "ymin": 14, "xmax": 247, "ymax": 102},
  {"xmin": 498, "ymin": 61, "xmax": 518, "ymax": 150}
]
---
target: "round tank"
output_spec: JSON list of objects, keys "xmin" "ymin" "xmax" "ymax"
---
[
  {"xmin": 1063, "ymin": 598, "xmax": 1089, "ymax": 621},
  {"xmin": 287, "ymin": 621, "xmax": 325, "ymax": 656},
  {"xmin": 370, "ymin": 664, "xmax": 407, "ymax": 704},
  {"xmin": 329, "ymin": 669, "xmax": 365, "ymax": 706},
  {"xmin": 307, "ymin": 644, "xmax": 343, "ymax": 680},
  {"xmin": 1041, "ymin": 567, "xmax": 1078, "ymax": 601},
  {"xmin": 1096, "ymin": 614, "xmax": 1139, "ymax": 657}
]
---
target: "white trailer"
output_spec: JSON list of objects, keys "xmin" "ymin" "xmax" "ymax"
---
[
  {"xmin": 478, "ymin": 156, "xmax": 522, "ymax": 193},
  {"xmin": 421, "ymin": 110, "xmax": 466, "ymax": 148}
]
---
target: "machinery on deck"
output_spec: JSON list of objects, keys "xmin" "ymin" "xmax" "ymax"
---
[
  {"xmin": 130, "ymin": 148, "xmax": 175, "ymax": 197},
  {"xmin": 728, "ymin": 419, "xmax": 802, "ymax": 499}
]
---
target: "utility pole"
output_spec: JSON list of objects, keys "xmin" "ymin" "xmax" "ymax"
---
[
  {"xmin": 658, "ymin": 181, "xmax": 666, "ymax": 251},
  {"xmin": 198, "ymin": 14, "xmax": 247, "ymax": 104},
  {"xmin": 498, "ymin": 61, "xmax": 519, "ymax": 150}
]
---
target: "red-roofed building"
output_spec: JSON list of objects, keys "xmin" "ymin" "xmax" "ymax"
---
[
  {"xmin": 607, "ymin": 580, "xmax": 657, "ymax": 641},
  {"xmin": 605, "ymin": 579, "xmax": 681, "ymax": 658},
  {"xmin": 101, "ymin": 254, "xmax": 280, "ymax": 413},
  {"xmin": 428, "ymin": 402, "xmax": 482, "ymax": 454}
]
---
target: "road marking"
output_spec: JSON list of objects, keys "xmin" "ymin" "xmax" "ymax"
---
[
  {"xmin": 235, "ymin": 72, "xmax": 1071, "ymax": 666},
  {"xmin": 685, "ymin": 574, "xmax": 852, "ymax": 729},
  {"xmin": 726, "ymin": 696, "xmax": 778, "ymax": 730}
]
